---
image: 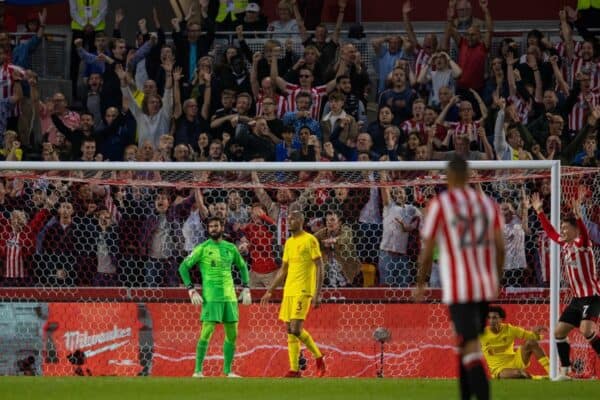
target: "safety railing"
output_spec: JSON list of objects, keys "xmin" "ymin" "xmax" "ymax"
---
[
  {"xmin": 9, "ymin": 31, "xmax": 71, "ymax": 80},
  {"xmin": 7, "ymin": 25, "xmax": 562, "ymax": 81}
]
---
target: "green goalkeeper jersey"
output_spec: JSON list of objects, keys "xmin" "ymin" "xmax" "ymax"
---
[{"xmin": 179, "ymin": 239, "xmax": 249, "ymax": 302}]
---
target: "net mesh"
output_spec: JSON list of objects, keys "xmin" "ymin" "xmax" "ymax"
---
[{"xmin": 0, "ymin": 165, "xmax": 598, "ymax": 377}]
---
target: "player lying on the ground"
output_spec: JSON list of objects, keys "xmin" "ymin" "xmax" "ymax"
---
[{"xmin": 480, "ymin": 305, "xmax": 550, "ymax": 379}]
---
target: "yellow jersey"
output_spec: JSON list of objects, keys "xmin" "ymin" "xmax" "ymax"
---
[
  {"xmin": 282, "ymin": 231, "xmax": 322, "ymax": 297},
  {"xmin": 480, "ymin": 323, "xmax": 540, "ymax": 371}
]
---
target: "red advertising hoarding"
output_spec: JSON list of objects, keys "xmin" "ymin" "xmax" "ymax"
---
[{"xmin": 36, "ymin": 302, "xmax": 598, "ymax": 377}]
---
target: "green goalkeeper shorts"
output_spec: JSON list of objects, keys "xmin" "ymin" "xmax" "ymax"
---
[{"xmin": 201, "ymin": 301, "xmax": 239, "ymax": 323}]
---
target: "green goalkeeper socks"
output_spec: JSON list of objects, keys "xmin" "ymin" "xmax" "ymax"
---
[
  {"xmin": 195, "ymin": 339, "xmax": 209, "ymax": 373},
  {"xmin": 195, "ymin": 322, "xmax": 216, "ymax": 373},
  {"xmin": 223, "ymin": 322, "xmax": 238, "ymax": 375},
  {"xmin": 223, "ymin": 340, "xmax": 235, "ymax": 375}
]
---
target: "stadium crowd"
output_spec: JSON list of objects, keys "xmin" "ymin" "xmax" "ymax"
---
[{"xmin": 0, "ymin": 0, "xmax": 599, "ymax": 289}]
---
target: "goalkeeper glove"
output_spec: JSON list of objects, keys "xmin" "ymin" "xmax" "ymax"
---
[
  {"xmin": 239, "ymin": 287, "xmax": 252, "ymax": 305},
  {"xmin": 188, "ymin": 289, "xmax": 203, "ymax": 305}
]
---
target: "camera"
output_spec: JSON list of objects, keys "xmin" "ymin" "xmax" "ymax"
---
[{"xmin": 17, "ymin": 356, "xmax": 36, "ymax": 376}]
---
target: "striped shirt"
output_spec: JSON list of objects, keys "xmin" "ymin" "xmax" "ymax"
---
[
  {"xmin": 0, "ymin": 63, "xmax": 23, "ymax": 117},
  {"xmin": 284, "ymin": 83, "xmax": 328, "ymax": 120},
  {"xmin": 445, "ymin": 121, "xmax": 482, "ymax": 148},
  {"xmin": 555, "ymin": 41, "xmax": 582, "ymax": 84},
  {"xmin": 555, "ymin": 41, "xmax": 582, "ymax": 60},
  {"xmin": 421, "ymin": 187, "xmax": 504, "ymax": 304},
  {"xmin": 4, "ymin": 232, "xmax": 24, "ymax": 278},
  {"xmin": 1, "ymin": 209, "xmax": 50, "ymax": 279},
  {"xmin": 568, "ymin": 90, "xmax": 600, "ymax": 133},
  {"xmin": 569, "ymin": 57, "xmax": 600, "ymax": 89},
  {"xmin": 400, "ymin": 119, "xmax": 427, "ymax": 142},
  {"xmin": 538, "ymin": 212, "xmax": 600, "ymax": 298},
  {"xmin": 508, "ymin": 95, "xmax": 530, "ymax": 125},
  {"xmin": 256, "ymin": 92, "xmax": 288, "ymax": 119},
  {"xmin": 414, "ymin": 49, "xmax": 432, "ymax": 81}
]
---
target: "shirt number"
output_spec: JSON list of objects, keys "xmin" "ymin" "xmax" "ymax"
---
[
  {"xmin": 452, "ymin": 213, "xmax": 490, "ymax": 248},
  {"xmin": 582, "ymin": 305, "xmax": 590, "ymax": 318}
]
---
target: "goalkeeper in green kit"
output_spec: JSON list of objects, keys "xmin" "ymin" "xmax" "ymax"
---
[{"xmin": 179, "ymin": 216, "xmax": 252, "ymax": 378}]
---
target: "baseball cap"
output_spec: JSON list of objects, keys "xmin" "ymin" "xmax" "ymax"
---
[{"xmin": 246, "ymin": 3, "xmax": 260, "ymax": 13}]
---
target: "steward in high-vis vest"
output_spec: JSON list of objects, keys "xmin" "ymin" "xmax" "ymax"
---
[
  {"xmin": 576, "ymin": 0, "xmax": 600, "ymax": 29},
  {"xmin": 69, "ymin": 0, "xmax": 108, "ymax": 98},
  {"xmin": 578, "ymin": 0, "xmax": 600, "ymax": 10},
  {"xmin": 69, "ymin": 0, "xmax": 107, "ymax": 32},
  {"xmin": 215, "ymin": 0, "xmax": 247, "ymax": 30}
]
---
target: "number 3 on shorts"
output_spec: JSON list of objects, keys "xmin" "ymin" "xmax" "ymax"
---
[
  {"xmin": 296, "ymin": 301, "xmax": 303, "ymax": 312},
  {"xmin": 582, "ymin": 305, "xmax": 590, "ymax": 318}
]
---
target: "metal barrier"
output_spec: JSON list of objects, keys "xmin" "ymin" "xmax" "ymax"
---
[
  {"xmin": 7, "ymin": 26, "xmax": 561, "ymax": 81},
  {"xmin": 211, "ymin": 27, "xmax": 562, "ymax": 75},
  {"xmin": 9, "ymin": 31, "xmax": 71, "ymax": 80}
]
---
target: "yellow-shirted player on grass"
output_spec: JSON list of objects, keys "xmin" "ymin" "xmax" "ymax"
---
[
  {"xmin": 260, "ymin": 210, "xmax": 326, "ymax": 377},
  {"xmin": 480, "ymin": 305, "xmax": 550, "ymax": 379}
]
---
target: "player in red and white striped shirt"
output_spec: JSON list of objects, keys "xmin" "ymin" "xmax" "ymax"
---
[
  {"xmin": 270, "ymin": 49, "xmax": 339, "ymax": 121},
  {"xmin": 416, "ymin": 155, "xmax": 505, "ymax": 400},
  {"xmin": 531, "ymin": 192, "xmax": 600, "ymax": 379}
]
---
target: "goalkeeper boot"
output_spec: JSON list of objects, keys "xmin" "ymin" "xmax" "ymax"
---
[
  {"xmin": 315, "ymin": 356, "xmax": 326, "ymax": 377},
  {"xmin": 192, "ymin": 372, "xmax": 204, "ymax": 378},
  {"xmin": 226, "ymin": 372, "xmax": 241, "ymax": 378},
  {"xmin": 284, "ymin": 370, "xmax": 301, "ymax": 378}
]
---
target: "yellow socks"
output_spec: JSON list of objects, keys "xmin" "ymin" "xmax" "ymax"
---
[
  {"xmin": 298, "ymin": 329, "xmax": 322, "ymax": 358},
  {"xmin": 539, "ymin": 356, "xmax": 550, "ymax": 374},
  {"xmin": 287, "ymin": 334, "xmax": 300, "ymax": 371}
]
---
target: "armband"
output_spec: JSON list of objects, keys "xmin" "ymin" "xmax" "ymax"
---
[{"xmin": 186, "ymin": 283, "xmax": 194, "ymax": 290}]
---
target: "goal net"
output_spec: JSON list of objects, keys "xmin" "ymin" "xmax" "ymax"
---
[{"xmin": 0, "ymin": 161, "xmax": 598, "ymax": 379}]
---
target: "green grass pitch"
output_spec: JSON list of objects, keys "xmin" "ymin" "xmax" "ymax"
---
[{"xmin": 2, "ymin": 378, "xmax": 599, "ymax": 400}]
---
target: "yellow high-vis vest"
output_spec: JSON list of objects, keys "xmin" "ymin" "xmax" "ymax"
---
[
  {"xmin": 215, "ymin": 0, "xmax": 248, "ymax": 23},
  {"xmin": 71, "ymin": 0, "xmax": 106, "ymax": 31},
  {"xmin": 578, "ymin": 0, "xmax": 600, "ymax": 10}
]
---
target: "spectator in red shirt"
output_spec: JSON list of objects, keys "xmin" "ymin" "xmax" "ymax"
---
[
  {"xmin": 241, "ymin": 203, "xmax": 279, "ymax": 288},
  {"xmin": 445, "ymin": 0, "xmax": 493, "ymax": 93}
]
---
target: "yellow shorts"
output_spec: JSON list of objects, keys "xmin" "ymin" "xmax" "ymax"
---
[
  {"xmin": 278, "ymin": 295, "xmax": 312, "ymax": 322},
  {"xmin": 490, "ymin": 348, "xmax": 530, "ymax": 378}
]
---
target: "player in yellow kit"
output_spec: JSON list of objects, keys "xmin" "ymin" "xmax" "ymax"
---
[
  {"xmin": 480, "ymin": 306, "xmax": 550, "ymax": 379},
  {"xmin": 260, "ymin": 210, "xmax": 326, "ymax": 377}
]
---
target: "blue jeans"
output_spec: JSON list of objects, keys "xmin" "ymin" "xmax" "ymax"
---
[{"xmin": 377, "ymin": 250, "xmax": 414, "ymax": 287}]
